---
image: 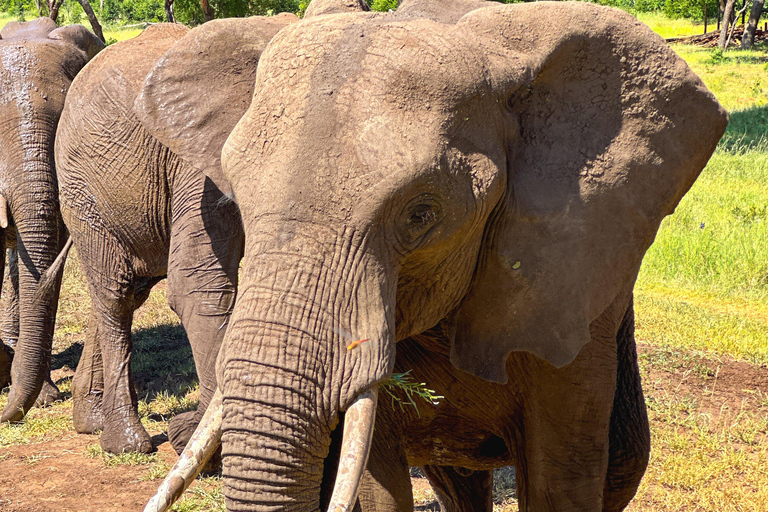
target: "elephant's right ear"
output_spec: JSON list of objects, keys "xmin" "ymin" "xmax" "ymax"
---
[
  {"xmin": 134, "ymin": 14, "xmax": 298, "ymax": 198},
  {"xmin": 49, "ymin": 24, "xmax": 105, "ymax": 60},
  {"xmin": 449, "ymin": 3, "xmax": 727, "ymax": 382}
]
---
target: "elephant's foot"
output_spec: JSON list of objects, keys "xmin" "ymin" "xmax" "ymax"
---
[
  {"xmin": 72, "ymin": 391, "xmax": 104, "ymax": 434},
  {"xmin": 169, "ymin": 411, "xmax": 221, "ymax": 471},
  {"xmin": 34, "ymin": 378, "xmax": 63, "ymax": 407},
  {"xmin": 168, "ymin": 410, "xmax": 199, "ymax": 453},
  {"xmin": 0, "ymin": 343, "xmax": 11, "ymax": 389},
  {"xmin": 100, "ymin": 420, "xmax": 154, "ymax": 454}
]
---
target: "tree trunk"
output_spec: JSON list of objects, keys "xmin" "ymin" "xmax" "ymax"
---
[
  {"xmin": 719, "ymin": 0, "xmax": 738, "ymax": 47},
  {"xmin": 47, "ymin": 0, "xmax": 63, "ymax": 21},
  {"xmin": 165, "ymin": 0, "xmax": 175, "ymax": 22},
  {"xmin": 73, "ymin": 0, "xmax": 105, "ymax": 42},
  {"xmin": 200, "ymin": 0, "xmax": 214, "ymax": 21},
  {"xmin": 741, "ymin": 0, "xmax": 765, "ymax": 48}
]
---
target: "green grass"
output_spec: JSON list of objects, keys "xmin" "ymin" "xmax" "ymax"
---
[
  {"xmin": 632, "ymin": 37, "xmax": 768, "ymax": 364},
  {"xmin": 636, "ymin": 12, "xmax": 713, "ymax": 39}
]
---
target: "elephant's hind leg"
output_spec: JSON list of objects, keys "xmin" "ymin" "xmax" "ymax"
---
[
  {"xmin": 72, "ymin": 309, "xmax": 104, "ymax": 433},
  {"xmin": 74, "ymin": 239, "xmax": 153, "ymax": 453},
  {"xmin": 422, "ymin": 466, "xmax": 493, "ymax": 512}
]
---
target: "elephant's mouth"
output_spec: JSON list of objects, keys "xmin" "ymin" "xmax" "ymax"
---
[{"xmin": 143, "ymin": 386, "xmax": 379, "ymax": 512}]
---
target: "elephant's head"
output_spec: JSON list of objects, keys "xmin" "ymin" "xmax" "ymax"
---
[
  {"xmin": 0, "ymin": 18, "xmax": 103, "ymax": 418},
  {"xmin": 149, "ymin": 2, "xmax": 726, "ymax": 511}
]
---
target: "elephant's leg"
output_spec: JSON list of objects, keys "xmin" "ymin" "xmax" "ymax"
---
[
  {"xmin": 72, "ymin": 309, "xmax": 104, "ymax": 433},
  {"xmin": 76, "ymin": 242, "xmax": 152, "ymax": 453},
  {"xmin": 0, "ymin": 243, "xmax": 11, "ymax": 388},
  {"xmin": 7, "ymin": 231, "xmax": 65, "ymax": 407},
  {"xmin": 603, "ymin": 297, "xmax": 650, "ymax": 512},
  {"xmin": 165, "ymin": 170, "xmax": 241, "ymax": 454},
  {"xmin": 421, "ymin": 466, "xmax": 493, "ymax": 512},
  {"xmin": 96, "ymin": 283, "xmax": 152, "ymax": 453},
  {"xmin": 511, "ymin": 321, "xmax": 619, "ymax": 511},
  {"xmin": 0, "ymin": 245, "xmax": 20, "ymax": 349},
  {"xmin": 356, "ymin": 410, "xmax": 413, "ymax": 512}
]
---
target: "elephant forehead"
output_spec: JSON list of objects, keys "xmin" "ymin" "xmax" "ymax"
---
[
  {"xmin": 226, "ymin": 14, "xmax": 495, "ymax": 205},
  {"xmin": 255, "ymin": 13, "xmax": 489, "ymax": 115}
]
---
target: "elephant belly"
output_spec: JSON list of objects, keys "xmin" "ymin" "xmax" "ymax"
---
[{"xmin": 388, "ymin": 334, "xmax": 519, "ymax": 471}]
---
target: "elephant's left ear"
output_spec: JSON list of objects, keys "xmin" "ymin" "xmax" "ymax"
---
[
  {"xmin": 449, "ymin": 2, "xmax": 727, "ymax": 382},
  {"xmin": 49, "ymin": 25, "xmax": 105, "ymax": 60},
  {"xmin": 134, "ymin": 13, "xmax": 298, "ymax": 197}
]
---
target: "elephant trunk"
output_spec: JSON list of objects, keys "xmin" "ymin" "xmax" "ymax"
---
[
  {"xmin": 0, "ymin": 151, "xmax": 65, "ymax": 422},
  {"xmin": 221, "ymin": 227, "xmax": 392, "ymax": 511}
]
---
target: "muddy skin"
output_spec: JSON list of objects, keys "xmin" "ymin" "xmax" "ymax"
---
[
  {"xmin": 0, "ymin": 18, "xmax": 103, "ymax": 422},
  {"xmin": 54, "ymin": 15, "xmax": 298, "ymax": 455},
  {"xmin": 198, "ymin": 0, "xmax": 727, "ymax": 511}
]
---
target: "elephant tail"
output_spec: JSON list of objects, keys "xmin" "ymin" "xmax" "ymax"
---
[{"xmin": 33, "ymin": 236, "xmax": 73, "ymax": 304}]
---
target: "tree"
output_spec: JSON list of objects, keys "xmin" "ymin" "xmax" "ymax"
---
[
  {"xmin": 200, "ymin": 0, "xmax": 213, "ymax": 20},
  {"xmin": 73, "ymin": 0, "xmax": 105, "ymax": 42},
  {"xmin": 47, "ymin": 0, "xmax": 64, "ymax": 21},
  {"xmin": 719, "ymin": 0, "xmax": 749, "ymax": 48},
  {"xmin": 741, "ymin": 0, "xmax": 765, "ymax": 48},
  {"xmin": 166, "ymin": 0, "xmax": 175, "ymax": 22}
]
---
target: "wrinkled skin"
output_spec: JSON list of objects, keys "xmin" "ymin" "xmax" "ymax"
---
[
  {"xmin": 0, "ymin": 18, "xmax": 103, "ymax": 421},
  {"xmin": 198, "ymin": 1, "xmax": 729, "ymax": 511},
  {"xmin": 54, "ymin": 15, "xmax": 296, "ymax": 454}
]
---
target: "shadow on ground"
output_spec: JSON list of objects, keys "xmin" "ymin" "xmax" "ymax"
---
[
  {"xmin": 719, "ymin": 104, "xmax": 768, "ymax": 152},
  {"xmin": 51, "ymin": 322, "xmax": 197, "ymax": 404}
]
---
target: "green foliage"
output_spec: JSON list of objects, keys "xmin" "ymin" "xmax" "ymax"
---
[
  {"xmin": 370, "ymin": 0, "xmax": 397, "ymax": 12},
  {"xmin": 381, "ymin": 371, "xmax": 443, "ymax": 416},
  {"xmin": 585, "ymin": 0, "xmax": 719, "ymax": 19}
]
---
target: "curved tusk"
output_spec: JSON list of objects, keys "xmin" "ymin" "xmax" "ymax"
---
[
  {"xmin": 143, "ymin": 389, "xmax": 223, "ymax": 512},
  {"xmin": 327, "ymin": 387, "xmax": 378, "ymax": 512},
  {"xmin": 0, "ymin": 194, "xmax": 8, "ymax": 229}
]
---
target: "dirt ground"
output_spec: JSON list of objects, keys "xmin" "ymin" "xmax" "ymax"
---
[{"xmin": 1, "ymin": 342, "xmax": 766, "ymax": 511}]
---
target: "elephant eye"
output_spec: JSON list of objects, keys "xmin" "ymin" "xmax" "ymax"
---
[
  {"xmin": 402, "ymin": 201, "xmax": 442, "ymax": 246},
  {"xmin": 407, "ymin": 204, "xmax": 437, "ymax": 228}
]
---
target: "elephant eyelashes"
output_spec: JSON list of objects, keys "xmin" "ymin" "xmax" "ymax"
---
[{"xmin": 402, "ymin": 200, "xmax": 442, "ymax": 246}]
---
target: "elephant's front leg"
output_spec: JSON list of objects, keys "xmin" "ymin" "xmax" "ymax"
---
[
  {"xmin": 2, "ymin": 239, "xmax": 61, "ymax": 405},
  {"xmin": 422, "ymin": 466, "xmax": 493, "ymax": 512},
  {"xmin": 356, "ymin": 405, "xmax": 413, "ymax": 512},
  {"xmin": 165, "ymin": 169, "xmax": 242, "ymax": 455},
  {"xmin": 512, "ymin": 318, "xmax": 620, "ymax": 511}
]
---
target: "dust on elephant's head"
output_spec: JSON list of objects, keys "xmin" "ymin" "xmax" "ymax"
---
[
  {"xmin": 220, "ymin": 2, "xmax": 726, "ymax": 380},
  {"xmin": 201, "ymin": 2, "xmax": 726, "ymax": 510}
]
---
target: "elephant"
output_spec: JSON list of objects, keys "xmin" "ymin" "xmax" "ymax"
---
[
  {"xmin": 145, "ymin": 1, "xmax": 727, "ymax": 511},
  {"xmin": 0, "ymin": 18, "xmax": 103, "ymax": 420},
  {"xmin": 52, "ymin": 14, "xmax": 299, "ymax": 455}
]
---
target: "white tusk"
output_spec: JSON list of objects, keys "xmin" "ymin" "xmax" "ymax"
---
[
  {"xmin": 0, "ymin": 194, "xmax": 8, "ymax": 229},
  {"xmin": 327, "ymin": 387, "xmax": 378, "ymax": 512},
  {"xmin": 143, "ymin": 389, "xmax": 223, "ymax": 512}
]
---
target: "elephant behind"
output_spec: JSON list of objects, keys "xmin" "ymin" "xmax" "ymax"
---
[
  {"xmin": 148, "ymin": 1, "xmax": 728, "ymax": 511},
  {"xmin": 0, "ymin": 18, "xmax": 103, "ymax": 420},
  {"xmin": 53, "ymin": 14, "xmax": 298, "ymax": 454}
]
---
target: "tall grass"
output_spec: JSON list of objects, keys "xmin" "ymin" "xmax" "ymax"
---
[{"xmin": 635, "ymin": 40, "xmax": 768, "ymax": 360}]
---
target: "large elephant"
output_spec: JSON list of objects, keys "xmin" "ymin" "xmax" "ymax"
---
[
  {"xmin": 147, "ymin": 1, "xmax": 727, "ymax": 511},
  {"xmin": 0, "ymin": 18, "xmax": 103, "ymax": 420},
  {"xmin": 53, "ymin": 14, "xmax": 297, "ymax": 454}
]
